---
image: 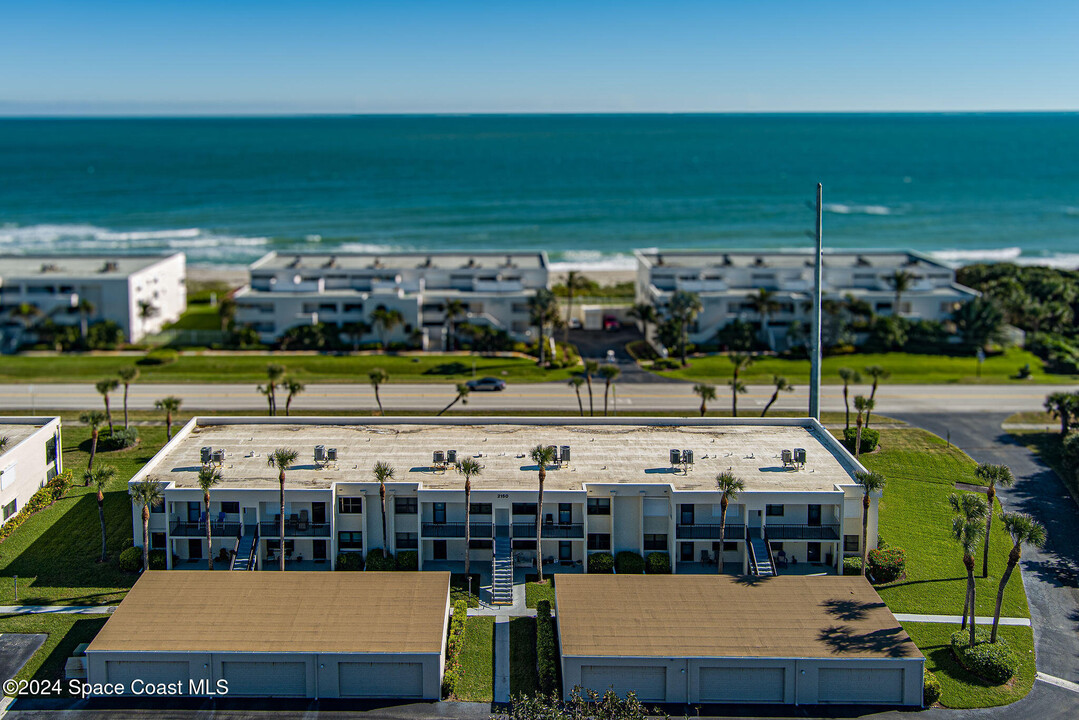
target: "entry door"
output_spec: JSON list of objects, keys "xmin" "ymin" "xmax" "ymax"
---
[
  {"xmin": 495, "ymin": 508, "xmax": 510, "ymax": 537},
  {"xmin": 808, "ymin": 505, "xmax": 822, "ymax": 526},
  {"xmin": 188, "ymin": 538, "xmax": 203, "ymax": 559},
  {"xmin": 680, "ymin": 542, "xmax": 693, "ymax": 562},
  {"xmin": 807, "ymin": 542, "xmax": 822, "ymax": 562},
  {"xmin": 187, "ymin": 501, "xmax": 202, "ymax": 522},
  {"xmin": 312, "ymin": 502, "xmax": 326, "ymax": 524}
]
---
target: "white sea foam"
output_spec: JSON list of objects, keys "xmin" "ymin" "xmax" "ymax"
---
[
  {"xmin": 929, "ymin": 247, "xmax": 1023, "ymax": 265},
  {"xmin": 0, "ymin": 223, "xmax": 271, "ymax": 260},
  {"xmin": 823, "ymin": 203, "xmax": 894, "ymax": 216},
  {"xmin": 549, "ymin": 250, "xmax": 637, "ymax": 272},
  {"xmin": 336, "ymin": 242, "xmax": 403, "ymax": 254}
]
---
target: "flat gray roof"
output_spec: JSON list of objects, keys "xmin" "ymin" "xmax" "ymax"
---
[
  {"xmin": 146, "ymin": 418, "xmax": 861, "ymax": 492},
  {"xmin": 0, "ymin": 254, "xmax": 181, "ymax": 279},
  {"xmin": 251, "ymin": 251, "xmax": 547, "ymax": 272},
  {"xmin": 0, "ymin": 423, "xmax": 44, "ymax": 451},
  {"xmin": 636, "ymin": 249, "xmax": 950, "ymax": 272}
]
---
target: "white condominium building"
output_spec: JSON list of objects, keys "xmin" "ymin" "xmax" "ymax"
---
[
  {"xmin": 232, "ymin": 251, "xmax": 549, "ymax": 346},
  {"xmin": 0, "ymin": 416, "xmax": 63, "ymax": 526},
  {"xmin": 0, "ymin": 253, "xmax": 187, "ymax": 347},
  {"xmin": 635, "ymin": 249, "xmax": 978, "ymax": 349}
]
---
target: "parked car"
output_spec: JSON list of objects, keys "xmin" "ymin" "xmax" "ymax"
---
[
  {"xmin": 466, "ymin": 377, "xmax": 507, "ymax": 392},
  {"xmin": 603, "ymin": 314, "xmax": 620, "ymax": 331}
]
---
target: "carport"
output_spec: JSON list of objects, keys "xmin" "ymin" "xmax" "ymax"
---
[
  {"xmin": 556, "ymin": 574, "xmax": 924, "ymax": 706},
  {"xmin": 86, "ymin": 570, "xmax": 450, "ymax": 699}
]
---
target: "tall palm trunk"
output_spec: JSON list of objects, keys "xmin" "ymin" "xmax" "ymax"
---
[
  {"xmin": 680, "ymin": 320, "xmax": 688, "ymax": 366},
  {"xmin": 866, "ymin": 382, "xmax": 878, "ymax": 428},
  {"xmin": 536, "ymin": 466, "xmax": 546, "ymax": 583},
  {"xmin": 992, "ymin": 545, "xmax": 1021, "ymax": 643},
  {"xmin": 374, "ymin": 387, "xmax": 384, "ymax": 416},
  {"xmin": 278, "ymin": 469, "xmax": 286, "ymax": 571},
  {"xmin": 464, "ymin": 480, "xmax": 471, "ymax": 578},
  {"xmin": 855, "ymin": 413, "xmax": 864, "ymax": 459},
  {"xmin": 717, "ymin": 499, "xmax": 727, "ymax": 574},
  {"xmin": 761, "ymin": 391, "xmax": 779, "ymax": 417},
  {"xmin": 564, "ymin": 288, "xmax": 573, "ymax": 345},
  {"xmin": 380, "ymin": 483, "xmax": 388, "ymax": 552},
  {"xmin": 585, "ymin": 374, "xmax": 594, "ymax": 417},
  {"xmin": 97, "ymin": 491, "xmax": 107, "ymax": 563},
  {"xmin": 574, "ymin": 386, "xmax": 584, "ymax": 417},
  {"xmin": 165, "ymin": 411, "xmax": 173, "ymax": 440},
  {"xmin": 603, "ymin": 381, "xmax": 611, "ymax": 416},
  {"xmin": 141, "ymin": 506, "xmax": 150, "ymax": 572},
  {"xmin": 964, "ymin": 555, "xmax": 977, "ymax": 645},
  {"xmin": 87, "ymin": 428, "xmax": 99, "ymax": 478},
  {"xmin": 699, "ymin": 398, "xmax": 707, "ymax": 417},
  {"xmin": 104, "ymin": 397, "xmax": 113, "ymax": 432},
  {"xmin": 205, "ymin": 490, "xmax": 213, "ymax": 570},
  {"xmin": 843, "ymin": 385, "xmax": 851, "ymax": 430},
  {"xmin": 982, "ymin": 487, "xmax": 995, "ymax": 578},
  {"xmin": 537, "ymin": 323, "xmax": 546, "ymax": 366},
  {"xmin": 860, "ymin": 495, "xmax": 871, "ymax": 576},
  {"xmin": 731, "ymin": 384, "xmax": 739, "ymax": 418},
  {"xmin": 122, "ymin": 384, "xmax": 130, "ymax": 429}
]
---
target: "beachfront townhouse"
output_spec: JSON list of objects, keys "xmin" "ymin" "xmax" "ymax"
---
[
  {"xmin": 0, "ymin": 253, "xmax": 186, "ymax": 349},
  {"xmin": 232, "ymin": 251, "xmax": 549, "ymax": 347},
  {"xmin": 0, "ymin": 416, "xmax": 63, "ymax": 526},
  {"xmin": 635, "ymin": 249, "xmax": 978, "ymax": 350},
  {"xmin": 128, "ymin": 416, "xmax": 879, "ymax": 597}
]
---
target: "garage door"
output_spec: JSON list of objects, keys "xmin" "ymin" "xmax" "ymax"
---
[
  {"xmin": 339, "ymin": 661, "xmax": 424, "ymax": 698},
  {"xmin": 699, "ymin": 666, "xmax": 785, "ymax": 703},
  {"xmin": 818, "ymin": 667, "xmax": 904, "ymax": 704},
  {"xmin": 221, "ymin": 660, "xmax": 307, "ymax": 697},
  {"xmin": 106, "ymin": 660, "xmax": 189, "ymax": 691},
  {"xmin": 580, "ymin": 665, "xmax": 666, "ymax": 702}
]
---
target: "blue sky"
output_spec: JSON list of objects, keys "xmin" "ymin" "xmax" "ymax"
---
[{"xmin": 2, "ymin": 0, "xmax": 1075, "ymax": 114}]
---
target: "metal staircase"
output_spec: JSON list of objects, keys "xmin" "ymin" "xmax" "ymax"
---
[
  {"xmin": 747, "ymin": 528, "xmax": 776, "ymax": 577},
  {"xmin": 491, "ymin": 529, "xmax": 513, "ymax": 606},
  {"xmin": 232, "ymin": 524, "xmax": 258, "ymax": 570}
]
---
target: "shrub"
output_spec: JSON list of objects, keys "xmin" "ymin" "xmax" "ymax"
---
[
  {"xmin": 1062, "ymin": 432, "xmax": 1079, "ymax": 484},
  {"xmin": 651, "ymin": 358, "xmax": 680, "ymax": 371},
  {"xmin": 149, "ymin": 549, "xmax": 167, "ymax": 570},
  {"xmin": 867, "ymin": 547, "xmax": 906, "ymax": 583},
  {"xmin": 138, "ymin": 348, "xmax": 178, "ymax": 366},
  {"xmin": 97, "ymin": 427, "xmax": 139, "ymax": 451},
  {"xmin": 950, "ymin": 628, "xmax": 1019, "ymax": 684},
  {"xmin": 364, "ymin": 548, "xmax": 395, "ymax": 571},
  {"xmin": 0, "ymin": 470, "xmax": 74, "ymax": 545},
  {"xmin": 587, "ymin": 552, "xmax": 614, "ymax": 573},
  {"xmin": 441, "ymin": 599, "xmax": 468, "ymax": 697},
  {"xmin": 842, "ymin": 556, "xmax": 863, "ymax": 576},
  {"xmin": 615, "ymin": 551, "xmax": 645, "ymax": 574},
  {"xmin": 843, "ymin": 426, "xmax": 880, "ymax": 454},
  {"xmin": 923, "ymin": 668, "xmax": 942, "ymax": 706},
  {"xmin": 120, "ymin": 536, "xmax": 134, "ymax": 551},
  {"xmin": 335, "ymin": 552, "xmax": 364, "ymax": 571},
  {"xmin": 536, "ymin": 600, "xmax": 558, "ymax": 693},
  {"xmin": 395, "ymin": 550, "xmax": 419, "ymax": 571},
  {"xmin": 645, "ymin": 552, "xmax": 671, "ymax": 574},
  {"xmin": 118, "ymin": 547, "xmax": 142, "ymax": 573}
]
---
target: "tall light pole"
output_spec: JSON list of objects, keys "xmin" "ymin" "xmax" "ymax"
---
[{"xmin": 809, "ymin": 183, "xmax": 823, "ymax": 420}]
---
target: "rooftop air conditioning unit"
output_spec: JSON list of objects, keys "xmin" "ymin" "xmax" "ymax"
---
[
  {"xmin": 314, "ymin": 445, "xmax": 327, "ymax": 463},
  {"xmin": 326, "ymin": 447, "xmax": 338, "ymax": 462},
  {"xmin": 682, "ymin": 449, "xmax": 694, "ymax": 465},
  {"xmin": 793, "ymin": 448, "xmax": 807, "ymax": 465},
  {"xmin": 670, "ymin": 449, "xmax": 681, "ymax": 465},
  {"xmin": 211, "ymin": 449, "xmax": 225, "ymax": 464},
  {"xmin": 433, "ymin": 450, "xmax": 445, "ymax": 465},
  {"xmin": 201, "ymin": 446, "xmax": 212, "ymax": 464},
  {"xmin": 560, "ymin": 445, "xmax": 570, "ymax": 463},
  {"xmin": 446, "ymin": 449, "xmax": 457, "ymax": 464}
]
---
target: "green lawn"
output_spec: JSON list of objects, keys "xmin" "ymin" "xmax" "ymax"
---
[
  {"xmin": 0, "ymin": 613, "xmax": 110, "ymax": 696},
  {"xmin": 451, "ymin": 573, "xmax": 481, "ymax": 608},
  {"xmin": 163, "ymin": 301, "xmax": 222, "ymax": 331},
  {"xmin": 525, "ymin": 581, "xmax": 556, "ymax": 609},
  {"xmin": 1003, "ymin": 411, "xmax": 1056, "ymax": 425},
  {"xmin": 0, "ymin": 353, "xmax": 574, "ymax": 384},
  {"xmin": 902, "ymin": 622, "xmax": 1036, "ymax": 709},
  {"xmin": 509, "ymin": 616, "xmax": 539, "ymax": 696},
  {"xmin": 0, "ymin": 425, "xmax": 168, "ymax": 605},
  {"xmin": 455, "ymin": 616, "xmax": 494, "ymax": 702},
  {"xmin": 652, "ymin": 348, "xmax": 1074, "ymax": 385},
  {"xmin": 860, "ymin": 428, "xmax": 1030, "ymax": 619}
]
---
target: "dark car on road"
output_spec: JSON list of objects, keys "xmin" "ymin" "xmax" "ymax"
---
[{"xmin": 466, "ymin": 376, "xmax": 506, "ymax": 391}]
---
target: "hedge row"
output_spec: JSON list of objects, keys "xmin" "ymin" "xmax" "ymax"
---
[
  {"xmin": 923, "ymin": 668, "xmax": 942, "ymax": 705},
  {"xmin": 842, "ymin": 556, "xmax": 863, "ymax": 575},
  {"xmin": 645, "ymin": 552, "xmax": 671, "ymax": 574},
  {"xmin": 615, "ymin": 551, "xmax": 645, "ymax": 574},
  {"xmin": 441, "ymin": 600, "xmax": 468, "ymax": 697},
  {"xmin": 365, "ymin": 548, "xmax": 395, "ymax": 570},
  {"xmin": 587, "ymin": 552, "xmax": 614, "ymax": 573},
  {"xmin": 0, "ymin": 470, "xmax": 74, "ymax": 545},
  {"xmin": 335, "ymin": 552, "xmax": 364, "ymax": 571},
  {"xmin": 536, "ymin": 600, "xmax": 558, "ymax": 694},
  {"xmin": 119, "ymin": 547, "xmax": 166, "ymax": 572},
  {"xmin": 950, "ymin": 628, "xmax": 1019, "ymax": 684}
]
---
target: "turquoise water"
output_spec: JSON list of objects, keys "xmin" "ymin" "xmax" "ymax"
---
[{"xmin": 2, "ymin": 114, "xmax": 1078, "ymax": 268}]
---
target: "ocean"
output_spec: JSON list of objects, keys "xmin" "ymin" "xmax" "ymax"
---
[{"xmin": 2, "ymin": 114, "xmax": 1078, "ymax": 270}]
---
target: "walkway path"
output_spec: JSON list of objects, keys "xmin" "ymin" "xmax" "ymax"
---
[
  {"xmin": 893, "ymin": 613, "xmax": 1030, "ymax": 626},
  {"xmin": 492, "ymin": 617, "xmax": 510, "ymax": 704},
  {"xmin": 0, "ymin": 606, "xmax": 115, "ymax": 615}
]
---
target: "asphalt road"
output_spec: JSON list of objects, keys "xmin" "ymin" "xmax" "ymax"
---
[
  {"xmin": 2, "ymin": 381, "xmax": 1074, "ymax": 415},
  {"xmin": 0, "ymin": 634, "xmax": 45, "ymax": 686}
]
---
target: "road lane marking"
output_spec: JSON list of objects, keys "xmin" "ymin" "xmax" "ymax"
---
[{"xmin": 1037, "ymin": 672, "xmax": 1079, "ymax": 694}]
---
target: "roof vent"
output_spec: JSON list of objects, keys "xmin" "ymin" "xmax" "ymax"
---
[
  {"xmin": 40, "ymin": 263, "xmax": 59, "ymax": 273},
  {"xmin": 100, "ymin": 261, "xmax": 119, "ymax": 273}
]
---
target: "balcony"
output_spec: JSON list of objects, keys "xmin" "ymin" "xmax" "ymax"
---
[
  {"xmin": 259, "ymin": 520, "xmax": 331, "ymax": 538},
  {"xmin": 512, "ymin": 522, "xmax": 584, "ymax": 539},
  {"xmin": 765, "ymin": 524, "xmax": 841, "ymax": 541},
  {"xmin": 421, "ymin": 522, "xmax": 493, "ymax": 538},
  {"xmin": 170, "ymin": 520, "xmax": 241, "ymax": 538},
  {"xmin": 675, "ymin": 523, "xmax": 746, "ymax": 540}
]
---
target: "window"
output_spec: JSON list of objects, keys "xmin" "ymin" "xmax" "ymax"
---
[
  {"xmin": 151, "ymin": 499, "xmax": 165, "ymax": 514},
  {"xmin": 312, "ymin": 502, "xmax": 326, "ymax": 524},
  {"xmin": 433, "ymin": 502, "xmax": 446, "ymax": 524},
  {"xmin": 469, "ymin": 502, "xmax": 492, "ymax": 515},
  {"xmin": 395, "ymin": 497, "xmax": 417, "ymax": 514},
  {"xmin": 723, "ymin": 541, "xmax": 738, "ymax": 552},
  {"xmin": 221, "ymin": 501, "xmax": 239, "ymax": 515},
  {"xmin": 469, "ymin": 539, "xmax": 493, "ymax": 550},
  {"xmin": 559, "ymin": 541, "xmax": 572, "ymax": 561},
  {"xmin": 844, "ymin": 535, "xmax": 860, "ymax": 553},
  {"xmin": 2, "ymin": 500, "xmax": 17, "ymax": 521},
  {"xmin": 766, "ymin": 504, "xmax": 785, "ymax": 517},
  {"xmin": 558, "ymin": 503, "xmax": 572, "ymax": 524},
  {"xmin": 587, "ymin": 533, "xmax": 611, "ymax": 551},
  {"xmin": 512, "ymin": 502, "xmax": 538, "ymax": 515},
  {"xmin": 433, "ymin": 540, "xmax": 447, "ymax": 560},
  {"xmin": 587, "ymin": 498, "xmax": 610, "ymax": 515},
  {"xmin": 339, "ymin": 497, "xmax": 363, "ymax": 514},
  {"xmin": 313, "ymin": 540, "xmax": 327, "ymax": 560},
  {"xmin": 643, "ymin": 534, "xmax": 667, "ymax": 551},
  {"xmin": 45, "ymin": 436, "xmax": 58, "ymax": 465},
  {"xmin": 150, "ymin": 532, "xmax": 166, "ymax": 550},
  {"xmin": 396, "ymin": 532, "xmax": 418, "ymax": 549},
  {"xmin": 338, "ymin": 531, "xmax": 363, "ymax": 550},
  {"xmin": 680, "ymin": 504, "xmax": 694, "ymax": 525},
  {"xmin": 187, "ymin": 502, "xmax": 201, "ymax": 522}
]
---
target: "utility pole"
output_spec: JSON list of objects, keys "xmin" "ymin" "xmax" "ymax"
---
[{"xmin": 809, "ymin": 183, "xmax": 823, "ymax": 420}]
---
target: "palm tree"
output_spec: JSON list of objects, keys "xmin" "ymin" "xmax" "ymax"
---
[
  {"xmin": 949, "ymin": 492, "xmax": 988, "ymax": 644},
  {"xmin": 583, "ymin": 360, "xmax": 598, "ymax": 417},
  {"xmin": 197, "ymin": 466, "xmax": 221, "ymax": 570},
  {"xmin": 668, "ymin": 290, "xmax": 703, "ymax": 366},
  {"xmin": 527, "ymin": 288, "xmax": 559, "ymax": 366},
  {"xmin": 439, "ymin": 383, "xmax": 471, "ymax": 415},
  {"xmin": 138, "ymin": 300, "xmax": 159, "ymax": 322},
  {"xmin": 256, "ymin": 383, "xmax": 275, "ymax": 416},
  {"xmin": 95, "ymin": 378, "xmax": 119, "ymax": 432},
  {"xmin": 373, "ymin": 461, "xmax": 395, "ymax": 553},
  {"xmin": 265, "ymin": 364, "xmax": 286, "ymax": 415},
  {"xmin": 76, "ymin": 298, "xmax": 96, "ymax": 339},
  {"xmin": 760, "ymin": 376, "xmax": 793, "ymax": 417},
  {"xmin": 854, "ymin": 471, "xmax": 886, "ymax": 576},
  {"xmin": 568, "ymin": 377, "xmax": 585, "ymax": 416},
  {"xmin": 561, "ymin": 271, "xmax": 590, "ymax": 344},
  {"xmin": 838, "ymin": 367, "xmax": 861, "ymax": 431},
  {"xmin": 0, "ymin": 436, "xmax": 7, "ymax": 452},
  {"xmin": 863, "ymin": 365, "xmax": 890, "ymax": 428},
  {"xmin": 598, "ymin": 365, "xmax": 620, "ymax": 416},
  {"xmin": 886, "ymin": 269, "xmax": 916, "ymax": 316},
  {"xmin": 627, "ymin": 302, "xmax": 659, "ymax": 343},
  {"xmin": 442, "ymin": 299, "xmax": 466, "ymax": 351},
  {"xmin": 218, "ymin": 296, "xmax": 237, "ymax": 332},
  {"xmin": 693, "ymin": 383, "xmax": 717, "ymax": 417},
  {"xmin": 116, "ymin": 366, "xmax": 139, "ymax": 430},
  {"xmin": 267, "ymin": 448, "xmax": 299, "ymax": 571},
  {"xmin": 974, "ymin": 463, "xmax": 1016, "ymax": 578},
  {"xmin": 991, "ymin": 513, "xmax": 1046, "ymax": 642},
  {"xmin": 746, "ymin": 288, "xmax": 781, "ymax": 348},
  {"xmin": 89, "ymin": 464, "xmax": 117, "ymax": 563},
  {"xmin": 79, "ymin": 410, "xmax": 107, "ymax": 478},
  {"xmin": 852, "ymin": 395, "xmax": 874, "ymax": 458},
  {"xmin": 457, "ymin": 458, "xmax": 482, "ymax": 578},
  {"xmin": 283, "ymin": 378, "xmax": 305, "ymax": 416},
  {"xmin": 714, "ymin": 471, "xmax": 744, "ymax": 574},
  {"xmin": 1045, "ymin": 391, "xmax": 1079, "ymax": 437},
  {"xmin": 530, "ymin": 444, "xmax": 558, "ymax": 583},
  {"xmin": 728, "ymin": 353, "xmax": 754, "ymax": 417},
  {"xmin": 371, "ymin": 305, "xmax": 404, "ymax": 351},
  {"xmin": 155, "ymin": 396, "xmax": 182, "ymax": 440},
  {"xmin": 129, "ymin": 478, "xmax": 163, "ymax": 572},
  {"xmin": 342, "ymin": 320, "xmax": 372, "ymax": 351},
  {"xmin": 368, "ymin": 368, "xmax": 389, "ymax": 416}
]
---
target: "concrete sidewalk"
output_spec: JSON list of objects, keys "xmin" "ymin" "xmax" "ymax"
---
[{"xmin": 894, "ymin": 612, "xmax": 1031, "ymax": 626}]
